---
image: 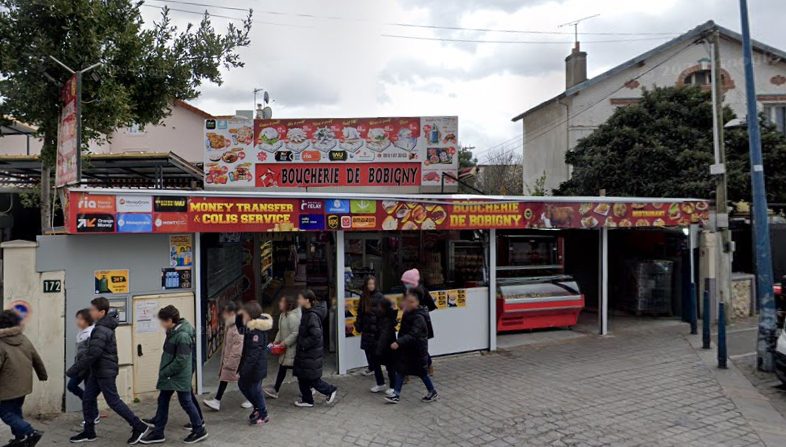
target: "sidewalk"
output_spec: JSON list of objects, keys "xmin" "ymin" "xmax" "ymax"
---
[{"xmin": 3, "ymin": 322, "xmax": 783, "ymax": 446}]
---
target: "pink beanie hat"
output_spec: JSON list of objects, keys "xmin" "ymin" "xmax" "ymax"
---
[{"xmin": 401, "ymin": 269, "xmax": 420, "ymax": 287}]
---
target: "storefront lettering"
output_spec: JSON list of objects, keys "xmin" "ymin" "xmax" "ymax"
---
[
  {"xmin": 452, "ymin": 203, "xmax": 520, "ymax": 213},
  {"xmin": 450, "ymin": 214, "xmax": 522, "ymax": 227}
]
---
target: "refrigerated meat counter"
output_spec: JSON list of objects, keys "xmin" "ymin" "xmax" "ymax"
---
[{"xmin": 496, "ymin": 275, "xmax": 584, "ymax": 332}]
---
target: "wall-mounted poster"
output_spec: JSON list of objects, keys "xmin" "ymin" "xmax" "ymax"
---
[
  {"xmin": 169, "ymin": 235, "xmax": 193, "ymax": 267},
  {"xmin": 134, "ymin": 300, "xmax": 159, "ymax": 334},
  {"xmin": 94, "ymin": 269, "xmax": 129, "ymax": 294},
  {"xmin": 203, "ymin": 116, "xmax": 458, "ymax": 190}
]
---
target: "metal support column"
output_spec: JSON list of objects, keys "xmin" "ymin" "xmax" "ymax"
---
[
  {"xmin": 599, "ymin": 227, "xmax": 609, "ymax": 335},
  {"xmin": 488, "ymin": 229, "xmax": 497, "ymax": 351},
  {"xmin": 336, "ymin": 230, "xmax": 347, "ymax": 374},
  {"xmin": 194, "ymin": 233, "xmax": 203, "ymax": 394}
]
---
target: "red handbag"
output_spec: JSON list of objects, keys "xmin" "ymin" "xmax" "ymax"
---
[{"xmin": 269, "ymin": 344, "xmax": 287, "ymax": 356}]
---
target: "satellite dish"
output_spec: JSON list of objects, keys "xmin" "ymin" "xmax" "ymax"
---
[
  {"xmin": 263, "ymin": 91, "xmax": 270, "ymax": 104},
  {"xmin": 261, "ymin": 106, "xmax": 273, "ymax": 120}
]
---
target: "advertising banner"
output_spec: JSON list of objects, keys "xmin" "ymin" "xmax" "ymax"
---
[
  {"xmin": 56, "ymin": 74, "xmax": 79, "ymax": 187},
  {"xmin": 204, "ymin": 116, "xmax": 458, "ymax": 190},
  {"xmin": 66, "ymin": 191, "xmax": 710, "ymax": 234},
  {"xmin": 94, "ymin": 269, "xmax": 129, "ymax": 294}
]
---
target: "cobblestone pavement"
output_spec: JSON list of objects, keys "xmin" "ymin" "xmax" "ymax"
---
[
  {"xmin": 2, "ymin": 324, "xmax": 772, "ymax": 446},
  {"xmin": 733, "ymin": 354, "xmax": 786, "ymax": 421}
]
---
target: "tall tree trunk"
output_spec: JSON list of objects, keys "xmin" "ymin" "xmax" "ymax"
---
[{"xmin": 40, "ymin": 163, "xmax": 51, "ymax": 233}]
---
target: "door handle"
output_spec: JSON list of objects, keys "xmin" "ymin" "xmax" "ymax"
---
[{"xmin": 137, "ymin": 344, "xmax": 143, "ymax": 357}]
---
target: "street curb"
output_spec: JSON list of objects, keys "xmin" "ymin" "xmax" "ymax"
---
[{"xmin": 687, "ymin": 333, "xmax": 786, "ymax": 447}]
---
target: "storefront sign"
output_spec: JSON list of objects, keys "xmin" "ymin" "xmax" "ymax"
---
[
  {"xmin": 255, "ymin": 162, "xmax": 420, "ymax": 188},
  {"xmin": 117, "ymin": 213, "xmax": 153, "ymax": 233},
  {"xmin": 299, "ymin": 200, "xmax": 324, "ymax": 212},
  {"xmin": 75, "ymin": 193, "xmax": 115, "ymax": 213},
  {"xmin": 325, "ymin": 199, "xmax": 350, "ymax": 214},
  {"xmin": 154, "ymin": 196, "xmax": 188, "ymax": 212},
  {"xmin": 447, "ymin": 202, "xmax": 523, "ymax": 229},
  {"xmin": 204, "ymin": 116, "xmax": 458, "ymax": 190},
  {"xmin": 169, "ymin": 235, "xmax": 193, "ymax": 267},
  {"xmin": 162, "ymin": 268, "xmax": 192, "ymax": 289},
  {"xmin": 76, "ymin": 213, "xmax": 115, "ymax": 233},
  {"xmin": 350, "ymin": 200, "xmax": 377, "ymax": 214},
  {"xmin": 299, "ymin": 214, "xmax": 325, "ymax": 231},
  {"xmin": 56, "ymin": 75, "xmax": 79, "ymax": 187},
  {"xmin": 116, "ymin": 195, "xmax": 153, "ymax": 213},
  {"xmin": 154, "ymin": 213, "xmax": 190, "ymax": 232},
  {"xmin": 94, "ymin": 269, "xmax": 129, "ymax": 294},
  {"xmin": 188, "ymin": 197, "xmax": 299, "ymax": 232}
]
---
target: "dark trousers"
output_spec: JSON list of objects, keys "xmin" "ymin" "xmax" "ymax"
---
[
  {"xmin": 150, "ymin": 390, "xmax": 203, "ymax": 435},
  {"xmin": 0, "ymin": 397, "xmax": 33, "ymax": 439},
  {"xmin": 393, "ymin": 371, "xmax": 434, "ymax": 396},
  {"xmin": 82, "ymin": 374, "xmax": 144, "ymax": 435},
  {"xmin": 237, "ymin": 377, "xmax": 266, "ymax": 417},
  {"xmin": 191, "ymin": 390, "xmax": 204, "ymax": 424},
  {"xmin": 214, "ymin": 381, "xmax": 228, "ymax": 400},
  {"xmin": 273, "ymin": 365, "xmax": 292, "ymax": 392},
  {"xmin": 364, "ymin": 349, "xmax": 385, "ymax": 386},
  {"xmin": 297, "ymin": 377, "xmax": 336, "ymax": 405},
  {"xmin": 67, "ymin": 375, "xmax": 85, "ymax": 401}
]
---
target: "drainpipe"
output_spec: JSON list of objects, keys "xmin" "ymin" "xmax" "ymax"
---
[{"xmin": 559, "ymin": 98, "xmax": 572, "ymax": 181}]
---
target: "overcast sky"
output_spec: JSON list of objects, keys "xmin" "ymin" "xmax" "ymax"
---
[{"xmin": 141, "ymin": 0, "xmax": 785, "ymax": 161}]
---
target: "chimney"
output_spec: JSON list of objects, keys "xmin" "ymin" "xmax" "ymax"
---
[{"xmin": 565, "ymin": 42, "xmax": 587, "ymax": 89}]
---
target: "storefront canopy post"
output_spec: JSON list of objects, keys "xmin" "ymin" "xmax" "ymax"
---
[
  {"xmin": 599, "ymin": 227, "xmax": 609, "ymax": 335},
  {"xmin": 194, "ymin": 233, "xmax": 203, "ymax": 394},
  {"xmin": 488, "ymin": 229, "xmax": 497, "ymax": 351},
  {"xmin": 336, "ymin": 230, "xmax": 347, "ymax": 375}
]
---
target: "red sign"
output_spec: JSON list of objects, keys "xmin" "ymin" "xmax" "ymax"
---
[
  {"xmin": 74, "ymin": 193, "xmax": 115, "ymax": 213},
  {"xmin": 255, "ymin": 163, "xmax": 421, "ymax": 188},
  {"xmin": 56, "ymin": 75, "xmax": 79, "ymax": 187},
  {"xmin": 153, "ymin": 213, "xmax": 190, "ymax": 233},
  {"xmin": 187, "ymin": 197, "xmax": 300, "ymax": 232}
]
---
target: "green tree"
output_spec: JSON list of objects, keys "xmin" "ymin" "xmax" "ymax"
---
[
  {"xmin": 0, "ymin": 0, "xmax": 252, "ymax": 165},
  {"xmin": 557, "ymin": 86, "xmax": 786, "ymax": 204}
]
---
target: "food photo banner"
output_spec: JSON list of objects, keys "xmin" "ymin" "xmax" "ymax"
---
[
  {"xmin": 66, "ymin": 192, "xmax": 710, "ymax": 234},
  {"xmin": 204, "ymin": 116, "xmax": 458, "ymax": 189}
]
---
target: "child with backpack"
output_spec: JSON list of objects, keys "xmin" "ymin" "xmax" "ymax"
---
[
  {"xmin": 203, "ymin": 302, "xmax": 251, "ymax": 411},
  {"xmin": 384, "ymin": 288, "xmax": 438, "ymax": 404},
  {"xmin": 0, "ymin": 309, "xmax": 47, "ymax": 447},
  {"xmin": 293, "ymin": 289, "xmax": 337, "ymax": 407},
  {"xmin": 235, "ymin": 302, "xmax": 273, "ymax": 426},
  {"xmin": 263, "ymin": 295, "xmax": 301, "ymax": 399}
]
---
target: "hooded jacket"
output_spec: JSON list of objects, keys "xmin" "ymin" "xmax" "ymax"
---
[
  {"xmin": 274, "ymin": 307, "xmax": 301, "ymax": 367},
  {"xmin": 395, "ymin": 307, "xmax": 431, "ymax": 376},
  {"xmin": 356, "ymin": 290, "xmax": 385, "ymax": 351},
  {"xmin": 67, "ymin": 315, "xmax": 119, "ymax": 379},
  {"xmin": 0, "ymin": 326, "xmax": 48, "ymax": 401},
  {"xmin": 219, "ymin": 323, "xmax": 243, "ymax": 383},
  {"xmin": 236, "ymin": 313, "xmax": 273, "ymax": 382},
  {"xmin": 156, "ymin": 319, "xmax": 195, "ymax": 392},
  {"xmin": 294, "ymin": 303, "xmax": 326, "ymax": 381}
]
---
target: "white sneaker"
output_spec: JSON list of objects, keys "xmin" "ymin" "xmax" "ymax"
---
[
  {"xmin": 370, "ymin": 384, "xmax": 387, "ymax": 393},
  {"xmin": 361, "ymin": 369, "xmax": 375, "ymax": 376},
  {"xmin": 203, "ymin": 398, "xmax": 221, "ymax": 411},
  {"xmin": 384, "ymin": 388, "xmax": 396, "ymax": 397},
  {"xmin": 326, "ymin": 389, "xmax": 338, "ymax": 405},
  {"xmin": 240, "ymin": 401, "xmax": 252, "ymax": 409},
  {"xmin": 293, "ymin": 400, "xmax": 314, "ymax": 408},
  {"xmin": 263, "ymin": 386, "xmax": 279, "ymax": 399},
  {"xmin": 80, "ymin": 416, "xmax": 101, "ymax": 426}
]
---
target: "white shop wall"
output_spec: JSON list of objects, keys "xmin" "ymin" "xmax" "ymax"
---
[{"xmin": 36, "ymin": 234, "xmax": 195, "ymax": 411}]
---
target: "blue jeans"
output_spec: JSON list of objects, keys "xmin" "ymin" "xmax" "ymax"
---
[
  {"xmin": 82, "ymin": 374, "xmax": 145, "ymax": 435},
  {"xmin": 238, "ymin": 377, "xmax": 267, "ymax": 417},
  {"xmin": 67, "ymin": 375, "xmax": 85, "ymax": 401},
  {"xmin": 0, "ymin": 397, "xmax": 33, "ymax": 439},
  {"xmin": 150, "ymin": 390, "xmax": 203, "ymax": 435},
  {"xmin": 393, "ymin": 372, "xmax": 434, "ymax": 396}
]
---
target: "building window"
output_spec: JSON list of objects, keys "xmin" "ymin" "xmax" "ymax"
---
[
  {"xmin": 684, "ymin": 69, "xmax": 712, "ymax": 86},
  {"xmin": 127, "ymin": 123, "xmax": 144, "ymax": 135},
  {"xmin": 764, "ymin": 104, "xmax": 786, "ymax": 136}
]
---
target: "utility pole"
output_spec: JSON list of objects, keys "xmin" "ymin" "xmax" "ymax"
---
[
  {"xmin": 739, "ymin": 0, "xmax": 777, "ymax": 372},
  {"xmin": 709, "ymin": 29, "xmax": 733, "ymax": 328}
]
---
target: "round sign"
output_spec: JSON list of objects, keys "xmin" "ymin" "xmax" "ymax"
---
[{"xmin": 8, "ymin": 300, "xmax": 31, "ymax": 321}]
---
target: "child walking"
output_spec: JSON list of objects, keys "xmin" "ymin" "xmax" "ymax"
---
[
  {"xmin": 263, "ymin": 296, "xmax": 300, "ymax": 399},
  {"xmin": 203, "ymin": 302, "xmax": 251, "ymax": 411},
  {"xmin": 139, "ymin": 305, "xmax": 206, "ymax": 444},
  {"xmin": 375, "ymin": 295, "xmax": 399, "ymax": 398},
  {"xmin": 68, "ymin": 309, "xmax": 99, "ymax": 426},
  {"xmin": 356, "ymin": 276, "xmax": 387, "ymax": 393},
  {"xmin": 385, "ymin": 288, "xmax": 438, "ymax": 404},
  {"xmin": 293, "ymin": 289, "xmax": 337, "ymax": 408},
  {"xmin": 235, "ymin": 302, "xmax": 273, "ymax": 426},
  {"xmin": 69, "ymin": 297, "xmax": 150, "ymax": 444},
  {"xmin": 0, "ymin": 309, "xmax": 47, "ymax": 447}
]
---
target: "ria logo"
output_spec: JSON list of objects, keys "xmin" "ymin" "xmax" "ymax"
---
[{"xmin": 78, "ymin": 198, "xmax": 98, "ymax": 209}]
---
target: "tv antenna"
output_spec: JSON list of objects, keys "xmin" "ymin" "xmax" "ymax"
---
[
  {"xmin": 253, "ymin": 88, "xmax": 273, "ymax": 119},
  {"xmin": 559, "ymin": 14, "xmax": 600, "ymax": 48}
]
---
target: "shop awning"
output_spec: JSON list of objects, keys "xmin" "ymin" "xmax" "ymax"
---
[{"xmin": 64, "ymin": 187, "xmax": 710, "ymax": 235}]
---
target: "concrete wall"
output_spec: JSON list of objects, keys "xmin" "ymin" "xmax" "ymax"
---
[
  {"xmin": 522, "ymin": 36, "xmax": 786, "ymax": 194},
  {"xmin": 35, "ymin": 233, "xmax": 194, "ymax": 411},
  {"xmin": 2, "ymin": 240, "xmax": 65, "ymax": 416}
]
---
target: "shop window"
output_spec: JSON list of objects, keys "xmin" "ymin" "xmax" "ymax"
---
[{"xmin": 764, "ymin": 104, "xmax": 786, "ymax": 136}]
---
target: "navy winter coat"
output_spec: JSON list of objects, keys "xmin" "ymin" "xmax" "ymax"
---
[{"xmin": 235, "ymin": 313, "xmax": 273, "ymax": 382}]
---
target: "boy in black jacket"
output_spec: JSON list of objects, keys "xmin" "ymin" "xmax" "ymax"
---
[
  {"xmin": 235, "ymin": 302, "xmax": 273, "ymax": 426},
  {"xmin": 384, "ymin": 288, "xmax": 438, "ymax": 404},
  {"xmin": 293, "ymin": 290, "xmax": 337, "ymax": 408},
  {"xmin": 68, "ymin": 297, "xmax": 150, "ymax": 445}
]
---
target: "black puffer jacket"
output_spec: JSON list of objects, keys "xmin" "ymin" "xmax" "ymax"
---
[
  {"xmin": 236, "ymin": 313, "xmax": 273, "ymax": 382},
  {"xmin": 67, "ymin": 315, "xmax": 119, "ymax": 379},
  {"xmin": 356, "ymin": 291, "xmax": 384, "ymax": 351},
  {"xmin": 374, "ymin": 298, "xmax": 398, "ymax": 367},
  {"xmin": 395, "ymin": 307, "xmax": 430, "ymax": 376},
  {"xmin": 293, "ymin": 304, "xmax": 326, "ymax": 381}
]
